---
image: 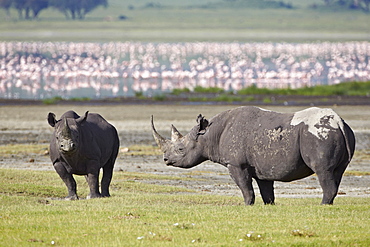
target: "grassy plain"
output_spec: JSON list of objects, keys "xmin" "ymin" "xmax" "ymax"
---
[
  {"xmin": 0, "ymin": 0, "xmax": 369, "ymax": 42},
  {"xmin": 1, "ymin": 168, "xmax": 370, "ymax": 246}
]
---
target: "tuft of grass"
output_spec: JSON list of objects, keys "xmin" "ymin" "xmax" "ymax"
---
[
  {"xmin": 153, "ymin": 94, "xmax": 167, "ymax": 101},
  {"xmin": 263, "ymin": 97, "xmax": 273, "ymax": 103},
  {"xmin": 42, "ymin": 96, "xmax": 63, "ymax": 105},
  {"xmin": 134, "ymin": 91, "xmax": 146, "ymax": 99},
  {"xmin": 291, "ymin": 228, "xmax": 316, "ymax": 238},
  {"xmin": 70, "ymin": 97, "xmax": 91, "ymax": 102},
  {"xmin": 172, "ymin": 88, "xmax": 191, "ymax": 95}
]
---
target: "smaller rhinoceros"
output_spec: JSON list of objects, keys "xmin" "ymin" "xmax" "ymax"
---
[
  {"xmin": 48, "ymin": 110, "xmax": 119, "ymax": 200},
  {"xmin": 151, "ymin": 106, "xmax": 355, "ymax": 205}
]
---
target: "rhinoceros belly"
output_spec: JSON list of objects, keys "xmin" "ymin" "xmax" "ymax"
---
[{"xmin": 247, "ymin": 125, "xmax": 314, "ymax": 182}]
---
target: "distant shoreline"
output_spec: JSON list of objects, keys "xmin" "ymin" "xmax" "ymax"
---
[{"xmin": 1, "ymin": 94, "xmax": 369, "ymax": 106}]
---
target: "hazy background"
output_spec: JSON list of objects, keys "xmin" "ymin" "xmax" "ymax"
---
[
  {"xmin": 1, "ymin": 0, "xmax": 369, "ymax": 42},
  {"xmin": 0, "ymin": 0, "xmax": 369, "ymax": 99}
]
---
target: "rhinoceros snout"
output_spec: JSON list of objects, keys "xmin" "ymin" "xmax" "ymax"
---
[
  {"xmin": 60, "ymin": 140, "xmax": 76, "ymax": 153},
  {"xmin": 164, "ymin": 157, "xmax": 170, "ymax": 165},
  {"xmin": 163, "ymin": 156, "xmax": 174, "ymax": 166}
]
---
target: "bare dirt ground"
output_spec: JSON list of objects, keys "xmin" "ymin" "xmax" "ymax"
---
[{"xmin": 1, "ymin": 104, "xmax": 369, "ymax": 201}]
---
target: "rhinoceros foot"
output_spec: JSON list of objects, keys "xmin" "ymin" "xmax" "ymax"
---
[
  {"xmin": 86, "ymin": 193, "xmax": 102, "ymax": 199},
  {"xmin": 65, "ymin": 195, "xmax": 79, "ymax": 200}
]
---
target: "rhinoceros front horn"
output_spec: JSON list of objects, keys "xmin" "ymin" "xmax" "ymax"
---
[
  {"xmin": 61, "ymin": 118, "xmax": 72, "ymax": 138},
  {"xmin": 151, "ymin": 115, "xmax": 167, "ymax": 151}
]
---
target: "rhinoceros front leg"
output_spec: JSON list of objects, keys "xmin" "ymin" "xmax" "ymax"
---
[
  {"xmin": 53, "ymin": 162, "xmax": 78, "ymax": 200},
  {"xmin": 227, "ymin": 164, "xmax": 255, "ymax": 205}
]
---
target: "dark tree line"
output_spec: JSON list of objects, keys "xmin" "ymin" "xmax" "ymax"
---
[
  {"xmin": 222, "ymin": 0, "xmax": 370, "ymax": 12},
  {"xmin": 323, "ymin": 0, "xmax": 370, "ymax": 12},
  {"xmin": 0, "ymin": 0, "xmax": 107, "ymax": 20}
]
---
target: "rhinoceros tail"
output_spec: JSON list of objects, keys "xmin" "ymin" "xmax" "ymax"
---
[{"xmin": 338, "ymin": 119, "xmax": 355, "ymax": 163}]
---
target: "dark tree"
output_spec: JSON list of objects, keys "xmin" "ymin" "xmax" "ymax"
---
[
  {"xmin": 50, "ymin": 0, "xmax": 107, "ymax": 19},
  {"xmin": 13, "ymin": 0, "xmax": 27, "ymax": 19},
  {"xmin": 10, "ymin": 0, "xmax": 48, "ymax": 19},
  {"xmin": 321, "ymin": 0, "xmax": 370, "ymax": 11},
  {"xmin": 363, "ymin": 0, "xmax": 370, "ymax": 11},
  {"xmin": 0, "ymin": 0, "xmax": 12, "ymax": 17},
  {"xmin": 28, "ymin": 0, "xmax": 48, "ymax": 18}
]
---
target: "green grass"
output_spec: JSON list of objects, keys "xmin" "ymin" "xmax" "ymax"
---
[
  {"xmin": 42, "ymin": 96, "xmax": 64, "ymax": 105},
  {"xmin": 166, "ymin": 81, "xmax": 370, "ymax": 103},
  {"xmin": 120, "ymin": 145, "xmax": 162, "ymax": 156},
  {"xmin": 0, "ymin": 144, "xmax": 49, "ymax": 156},
  {"xmin": 237, "ymin": 81, "xmax": 370, "ymax": 96},
  {"xmin": 193, "ymin": 86, "xmax": 224, "ymax": 94},
  {"xmin": 1, "ymin": 168, "xmax": 370, "ymax": 246}
]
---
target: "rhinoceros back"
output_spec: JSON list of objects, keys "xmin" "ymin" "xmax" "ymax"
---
[{"xmin": 80, "ymin": 113, "xmax": 119, "ymax": 162}]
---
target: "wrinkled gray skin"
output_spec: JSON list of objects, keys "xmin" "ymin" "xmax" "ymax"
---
[
  {"xmin": 152, "ymin": 106, "xmax": 355, "ymax": 205},
  {"xmin": 48, "ymin": 110, "xmax": 119, "ymax": 200}
]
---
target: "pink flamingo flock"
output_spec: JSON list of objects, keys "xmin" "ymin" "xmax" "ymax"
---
[{"xmin": 0, "ymin": 42, "xmax": 369, "ymax": 99}]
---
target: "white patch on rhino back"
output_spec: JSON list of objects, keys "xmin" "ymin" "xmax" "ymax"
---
[
  {"xmin": 257, "ymin": 107, "xmax": 272, "ymax": 112},
  {"xmin": 290, "ymin": 107, "xmax": 343, "ymax": 140}
]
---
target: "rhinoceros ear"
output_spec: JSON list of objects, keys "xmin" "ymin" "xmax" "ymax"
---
[
  {"xmin": 48, "ymin": 112, "xmax": 57, "ymax": 127},
  {"xmin": 196, "ymin": 114, "xmax": 209, "ymax": 135},
  {"xmin": 77, "ymin": 111, "xmax": 89, "ymax": 124}
]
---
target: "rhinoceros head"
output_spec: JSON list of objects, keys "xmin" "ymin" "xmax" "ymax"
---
[
  {"xmin": 151, "ymin": 114, "xmax": 209, "ymax": 168},
  {"xmin": 48, "ymin": 111, "xmax": 88, "ymax": 154}
]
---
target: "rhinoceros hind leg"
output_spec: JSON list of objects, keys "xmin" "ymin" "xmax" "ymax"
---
[
  {"xmin": 316, "ymin": 172, "xmax": 339, "ymax": 205},
  {"xmin": 227, "ymin": 164, "xmax": 255, "ymax": 205},
  {"xmin": 101, "ymin": 157, "xmax": 115, "ymax": 197},
  {"xmin": 255, "ymin": 179, "xmax": 275, "ymax": 205}
]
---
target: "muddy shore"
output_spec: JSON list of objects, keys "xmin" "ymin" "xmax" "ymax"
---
[{"xmin": 1, "ymin": 104, "xmax": 369, "ymax": 201}]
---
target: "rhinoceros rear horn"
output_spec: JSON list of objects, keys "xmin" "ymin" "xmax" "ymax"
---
[
  {"xmin": 171, "ymin": 125, "xmax": 183, "ymax": 141},
  {"xmin": 151, "ymin": 115, "xmax": 167, "ymax": 150}
]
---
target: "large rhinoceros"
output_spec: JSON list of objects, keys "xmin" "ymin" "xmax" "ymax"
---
[
  {"xmin": 151, "ymin": 106, "xmax": 355, "ymax": 205},
  {"xmin": 48, "ymin": 110, "xmax": 119, "ymax": 200}
]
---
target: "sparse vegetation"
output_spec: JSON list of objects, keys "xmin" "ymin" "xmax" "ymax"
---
[
  {"xmin": 153, "ymin": 94, "xmax": 167, "ymax": 101},
  {"xmin": 172, "ymin": 88, "xmax": 191, "ymax": 95},
  {"xmin": 0, "ymin": 144, "xmax": 49, "ymax": 156},
  {"xmin": 0, "ymin": 168, "xmax": 370, "ymax": 246},
  {"xmin": 38, "ymin": 81, "xmax": 370, "ymax": 104},
  {"xmin": 42, "ymin": 96, "xmax": 63, "ymax": 105},
  {"xmin": 237, "ymin": 81, "xmax": 370, "ymax": 97},
  {"xmin": 193, "ymin": 86, "xmax": 225, "ymax": 94},
  {"xmin": 120, "ymin": 145, "xmax": 162, "ymax": 156}
]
